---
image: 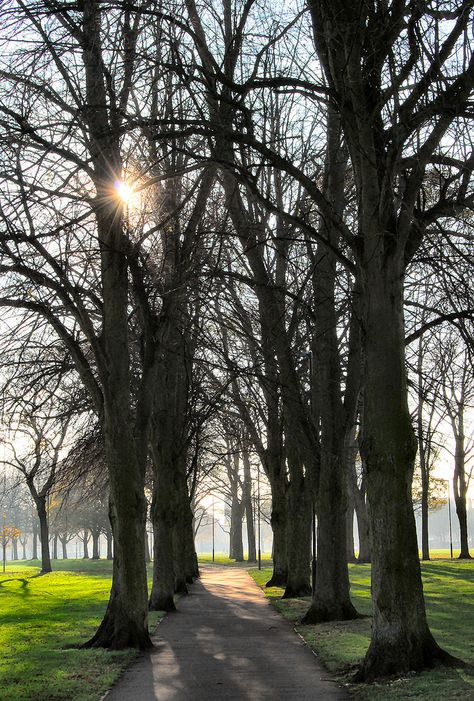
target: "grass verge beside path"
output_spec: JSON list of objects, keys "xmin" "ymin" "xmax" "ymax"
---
[
  {"xmin": 0, "ymin": 560, "xmax": 163, "ymax": 701},
  {"xmin": 198, "ymin": 552, "xmax": 272, "ymax": 567},
  {"xmin": 250, "ymin": 560, "xmax": 474, "ymax": 701}
]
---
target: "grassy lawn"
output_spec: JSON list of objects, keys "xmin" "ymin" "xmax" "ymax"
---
[
  {"xmin": 0, "ymin": 559, "xmax": 163, "ymax": 701},
  {"xmin": 250, "ymin": 560, "xmax": 474, "ymax": 701},
  {"xmin": 198, "ymin": 552, "xmax": 273, "ymax": 567}
]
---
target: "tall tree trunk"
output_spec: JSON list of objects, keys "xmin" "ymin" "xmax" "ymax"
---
[
  {"xmin": 53, "ymin": 535, "xmax": 58, "ymax": 560},
  {"xmin": 106, "ymin": 527, "xmax": 113, "ymax": 560},
  {"xmin": 283, "ymin": 435, "xmax": 311, "ymax": 598},
  {"xmin": 347, "ymin": 432, "xmax": 371, "ymax": 563},
  {"xmin": 229, "ymin": 493, "xmax": 244, "ymax": 562},
  {"xmin": 22, "ymin": 539, "xmax": 27, "ymax": 560},
  {"xmin": 60, "ymin": 536, "xmax": 68, "ymax": 559},
  {"xmin": 346, "ymin": 504, "xmax": 356, "ymax": 563},
  {"xmin": 303, "ymin": 108, "xmax": 358, "ymax": 622},
  {"xmin": 417, "ymin": 337, "xmax": 430, "ymax": 561},
  {"xmin": 36, "ymin": 497, "xmax": 52, "ymax": 574},
  {"xmin": 454, "ymin": 430, "xmax": 471, "ymax": 559},
  {"xmin": 84, "ymin": 427, "xmax": 151, "ymax": 649},
  {"xmin": 173, "ymin": 463, "xmax": 190, "ymax": 593},
  {"xmin": 12, "ymin": 538, "xmax": 19, "ymax": 561},
  {"xmin": 92, "ymin": 529, "xmax": 100, "ymax": 559},
  {"xmin": 178, "ymin": 475, "xmax": 199, "ymax": 581},
  {"xmin": 353, "ymin": 473, "xmax": 371, "ymax": 564},
  {"xmin": 242, "ymin": 447, "xmax": 256, "ymax": 563},
  {"xmin": 265, "ymin": 421, "xmax": 288, "ymax": 587},
  {"xmin": 79, "ymin": 0, "xmax": 152, "ymax": 651},
  {"xmin": 357, "ymin": 260, "xmax": 455, "ymax": 680},
  {"xmin": 149, "ymin": 441, "xmax": 177, "ymax": 612},
  {"xmin": 145, "ymin": 529, "xmax": 151, "ymax": 564},
  {"xmin": 420, "ymin": 466, "xmax": 430, "ymax": 561},
  {"xmin": 83, "ymin": 530, "xmax": 90, "ymax": 559},
  {"xmin": 266, "ymin": 477, "xmax": 288, "ymax": 587},
  {"xmin": 32, "ymin": 523, "xmax": 38, "ymax": 560}
]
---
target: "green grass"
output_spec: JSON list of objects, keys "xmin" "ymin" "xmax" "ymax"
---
[
  {"xmin": 0, "ymin": 559, "xmax": 164, "ymax": 701},
  {"xmin": 198, "ymin": 552, "xmax": 273, "ymax": 567},
  {"xmin": 250, "ymin": 560, "xmax": 474, "ymax": 700}
]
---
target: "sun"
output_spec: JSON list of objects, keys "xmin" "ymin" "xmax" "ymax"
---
[{"xmin": 114, "ymin": 179, "xmax": 134, "ymax": 204}]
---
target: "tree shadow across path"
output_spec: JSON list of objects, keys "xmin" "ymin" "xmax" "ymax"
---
[{"xmin": 104, "ymin": 565, "xmax": 350, "ymax": 701}]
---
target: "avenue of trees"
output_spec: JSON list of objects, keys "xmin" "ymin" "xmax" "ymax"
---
[{"xmin": 0, "ymin": 0, "xmax": 473, "ymax": 683}]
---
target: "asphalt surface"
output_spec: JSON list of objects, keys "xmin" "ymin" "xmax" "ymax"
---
[{"xmin": 105, "ymin": 565, "xmax": 350, "ymax": 701}]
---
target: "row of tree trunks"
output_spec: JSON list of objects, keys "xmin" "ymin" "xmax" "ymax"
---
[
  {"xmin": 183, "ymin": 1, "xmax": 313, "ymax": 593},
  {"xmin": 303, "ymin": 107, "xmax": 358, "ymax": 622}
]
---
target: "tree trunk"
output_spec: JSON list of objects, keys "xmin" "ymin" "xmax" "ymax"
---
[
  {"xmin": 145, "ymin": 529, "xmax": 151, "ymax": 564},
  {"xmin": 181, "ymin": 484, "xmax": 199, "ymax": 584},
  {"xmin": 12, "ymin": 538, "xmax": 19, "ymax": 561},
  {"xmin": 92, "ymin": 529, "xmax": 100, "ymax": 559},
  {"xmin": 420, "ymin": 467, "xmax": 430, "ymax": 561},
  {"xmin": 83, "ymin": 530, "xmax": 90, "ymax": 559},
  {"xmin": 417, "ymin": 338, "xmax": 430, "ymax": 562},
  {"xmin": 22, "ymin": 540, "xmax": 27, "ymax": 560},
  {"xmin": 346, "ymin": 505, "xmax": 356, "ymax": 563},
  {"xmin": 265, "ymin": 423, "xmax": 288, "ymax": 587},
  {"xmin": 347, "ymin": 436, "xmax": 371, "ymax": 563},
  {"xmin": 266, "ymin": 478, "xmax": 288, "ymax": 586},
  {"xmin": 242, "ymin": 447, "xmax": 257, "ymax": 563},
  {"xmin": 303, "ymin": 109, "xmax": 358, "ymax": 622},
  {"xmin": 83, "ymin": 428, "xmax": 151, "ymax": 649},
  {"xmin": 356, "ymin": 261, "xmax": 456, "ymax": 680},
  {"xmin": 106, "ymin": 528, "xmax": 113, "ymax": 560},
  {"xmin": 149, "ymin": 442, "xmax": 177, "ymax": 612},
  {"xmin": 453, "ymin": 430, "xmax": 471, "ymax": 559},
  {"xmin": 354, "ymin": 474, "xmax": 371, "ymax": 564},
  {"xmin": 60, "ymin": 536, "xmax": 68, "ymax": 559},
  {"xmin": 229, "ymin": 493, "xmax": 244, "ymax": 562},
  {"xmin": 172, "ymin": 464, "xmax": 191, "ymax": 593},
  {"xmin": 32, "ymin": 523, "xmax": 38, "ymax": 560},
  {"xmin": 37, "ymin": 497, "xmax": 52, "ymax": 574},
  {"xmin": 283, "ymin": 437, "xmax": 311, "ymax": 598},
  {"xmin": 78, "ymin": 0, "xmax": 152, "ymax": 651}
]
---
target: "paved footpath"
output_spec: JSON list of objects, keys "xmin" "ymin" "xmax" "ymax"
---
[{"xmin": 105, "ymin": 565, "xmax": 350, "ymax": 701}]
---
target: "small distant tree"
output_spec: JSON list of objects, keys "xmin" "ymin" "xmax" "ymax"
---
[
  {"xmin": 412, "ymin": 473, "xmax": 448, "ymax": 514},
  {"xmin": 3, "ymin": 403, "xmax": 71, "ymax": 574},
  {"xmin": 1, "ymin": 516, "xmax": 21, "ymax": 573}
]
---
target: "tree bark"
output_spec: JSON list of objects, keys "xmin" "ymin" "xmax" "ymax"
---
[
  {"xmin": 353, "ymin": 470, "xmax": 371, "ymax": 564},
  {"xmin": 346, "ymin": 504, "xmax": 356, "ymax": 563},
  {"xmin": 149, "ymin": 437, "xmax": 177, "ymax": 612},
  {"xmin": 145, "ymin": 529, "xmax": 151, "ymax": 564},
  {"xmin": 84, "ymin": 429, "xmax": 151, "ymax": 649},
  {"xmin": 356, "ymin": 261, "xmax": 456, "ymax": 680},
  {"xmin": 83, "ymin": 529, "xmax": 90, "ymax": 559},
  {"xmin": 105, "ymin": 527, "xmax": 113, "ymax": 560},
  {"xmin": 91, "ymin": 528, "xmax": 100, "ymax": 559},
  {"xmin": 242, "ymin": 447, "xmax": 256, "ymax": 563},
  {"xmin": 229, "ymin": 492, "xmax": 244, "ymax": 562},
  {"xmin": 60, "ymin": 536, "xmax": 68, "ymax": 559},
  {"xmin": 453, "ymin": 423, "xmax": 471, "ymax": 559},
  {"xmin": 36, "ymin": 497, "xmax": 52, "ymax": 574},
  {"xmin": 303, "ymin": 107, "xmax": 358, "ymax": 622},
  {"xmin": 32, "ymin": 523, "xmax": 38, "ymax": 560},
  {"xmin": 266, "ymin": 476, "xmax": 288, "ymax": 586},
  {"xmin": 79, "ymin": 0, "xmax": 152, "ymax": 650},
  {"xmin": 283, "ymin": 435, "xmax": 311, "ymax": 598}
]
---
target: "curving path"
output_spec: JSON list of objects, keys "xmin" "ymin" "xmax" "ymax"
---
[{"xmin": 105, "ymin": 565, "xmax": 350, "ymax": 701}]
